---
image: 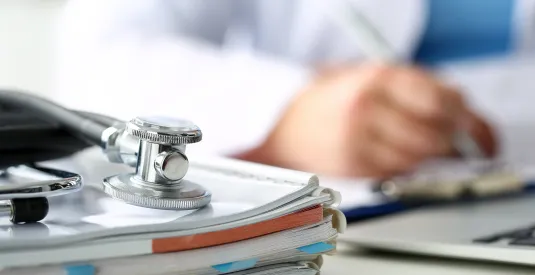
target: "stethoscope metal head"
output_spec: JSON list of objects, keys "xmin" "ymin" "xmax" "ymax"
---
[
  {"xmin": 101, "ymin": 116, "xmax": 212, "ymax": 210},
  {"xmin": 0, "ymin": 89, "xmax": 211, "ymax": 216}
]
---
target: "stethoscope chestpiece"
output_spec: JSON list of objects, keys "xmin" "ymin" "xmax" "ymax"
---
[{"xmin": 102, "ymin": 116, "xmax": 211, "ymax": 210}]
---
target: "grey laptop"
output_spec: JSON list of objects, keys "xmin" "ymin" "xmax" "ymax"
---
[
  {"xmin": 339, "ymin": 179, "xmax": 535, "ymax": 266},
  {"xmin": 337, "ymin": 119, "xmax": 535, "ymax": 266}
]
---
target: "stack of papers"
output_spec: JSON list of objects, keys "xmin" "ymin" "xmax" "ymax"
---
[{"xmin": 0, "ymin": 148, "xmax": 346, "ymax": 275}]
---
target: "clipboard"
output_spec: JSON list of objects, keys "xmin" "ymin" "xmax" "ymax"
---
[{"xmin": 327, "ymin": 158, "xmax": 535, "ymax": 221}]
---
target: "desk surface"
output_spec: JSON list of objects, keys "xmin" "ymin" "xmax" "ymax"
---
[{"xmin": 321, "ymin": 243, "xmax": 535, "ymax": 274}]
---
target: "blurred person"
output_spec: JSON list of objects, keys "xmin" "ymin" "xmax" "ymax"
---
[{"xmin": 54, "ymin": 0, "xmax": 514, "ymax": 178}]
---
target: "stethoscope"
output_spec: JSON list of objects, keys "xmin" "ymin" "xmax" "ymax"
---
[{"xmin": 0, "ymin": 89, "xmax": 211, "ymax": 223}]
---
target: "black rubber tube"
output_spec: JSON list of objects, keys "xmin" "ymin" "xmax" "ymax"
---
[
  {"xmin": 0, "ymin": 89, "xmax": 109, "ymax": 145},
  {"xmin": 75, "ymin": 110, "xmax": 123, "ymax": 127}
]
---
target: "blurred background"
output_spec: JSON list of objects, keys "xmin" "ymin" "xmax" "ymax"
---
[
  {"xmin": 3, "ymin": 0, "xmax": 535, "ymax": 176},
  {"xmin": 0, "ymin": 0, "xmax": 65, "ymax": 98}
]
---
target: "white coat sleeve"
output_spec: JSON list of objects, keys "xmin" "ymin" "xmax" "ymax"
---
[{"xmin": 54, "ymin": 0, "xmax": 312, "ymax": 157}]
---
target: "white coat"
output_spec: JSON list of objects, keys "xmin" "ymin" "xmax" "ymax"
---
[{"xmin": 54, "ymin": 0, "xmax": 535, "ymax": 162}]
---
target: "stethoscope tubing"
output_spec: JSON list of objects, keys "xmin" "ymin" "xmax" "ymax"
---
[{"xmin": 0, "ymin": 88, "xmax": 121, "ymax": 146}]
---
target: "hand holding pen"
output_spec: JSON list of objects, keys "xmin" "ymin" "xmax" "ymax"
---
[
  {"xmin": 239, "ymin": 4, "xmax": 498, "ymax": 178},
  {"xmin": 243, "ymin": 60, "xmax": 497, "ymax": 178},
  {"xmin": 328, "ymin": 3, "xmax": 497, "ymax": 161}
]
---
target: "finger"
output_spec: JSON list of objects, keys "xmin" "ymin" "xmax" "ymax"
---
[
  {"xmin": 382, "ymin": 67, "xmax": 467, "ymax": 121},
  {"xmin": 464, "ymin": 111, "xmax": 499, "ymax": 157},
  {"xmin": 355, "ymin": 132, "xmax": 423, "ymax": 177},
  {"xmin": 367, "ymin": 98, "xmax": 454, "ymax": 156}
]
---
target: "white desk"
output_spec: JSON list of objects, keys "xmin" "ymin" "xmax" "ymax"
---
[{"xmin": 321, "ymin": 243, "xmax": 535, "ymax": 274}]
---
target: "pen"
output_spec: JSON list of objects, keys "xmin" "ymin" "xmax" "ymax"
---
[{"xmin": 330, "ymin": 3, "xmax": 486, "ymax": 159}]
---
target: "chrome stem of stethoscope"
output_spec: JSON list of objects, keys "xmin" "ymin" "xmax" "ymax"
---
[
  {"xmin": 0, "ymin": 202, "xmax": 10, "ymax": 213},
  {"xmin": 0, "ymin": 201, "xmax": 11, "ymax": 218}
]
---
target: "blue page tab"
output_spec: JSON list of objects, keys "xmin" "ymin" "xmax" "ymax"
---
[
  {"xmin": 212, "ymin": 258, "xmax": 258, "ymax": 273},
  {"xmin": 64, "ymin": 264, "xmax": 95, "ymax": 275},
  {"xmin": 297, "ymin": 242, "xmax": 335, "ymax": 254}
]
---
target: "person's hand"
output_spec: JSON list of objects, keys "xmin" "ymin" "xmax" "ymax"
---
[{"xmin": 239, "ymin": 62, "xmax": 498, "ymax": 178}]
